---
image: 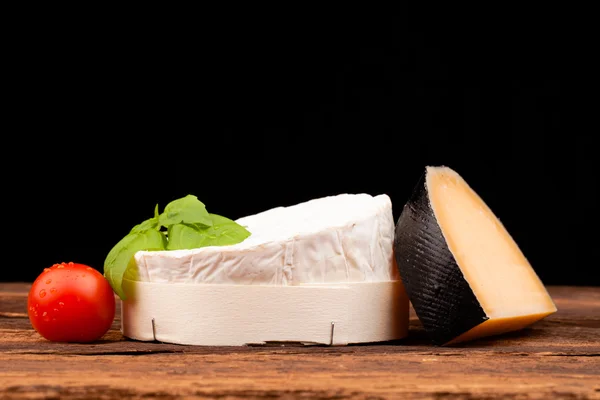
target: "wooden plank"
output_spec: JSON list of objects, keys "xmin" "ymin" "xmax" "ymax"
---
[{"xmin": 1, "ymin": 283, "xmax": 599, "ymax": 399}]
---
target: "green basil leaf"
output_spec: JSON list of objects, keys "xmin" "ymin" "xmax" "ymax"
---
[
  {"xmin": 166, "ymin": 223, "xmax": 203, "ymax": 250},
  {"xmin": 158, "ymin": 195, "xmax": 212, "ymax": 228},
  {"xmin": 103, "ymin": 229, "xmax": 167, "ymax": 300},
  {"xmin": 205, "ymin": 214, "xmax": 251, "ymax": 245},
  {"xmin": 129, "ymin": 204, "xmax": 160, "ymax": 234},
  {"xmin": 122, "ymin": 252, "xmax": 141, "ymax": 283},
  {"xmin": 166, "ymin": 214, "xmax": 251, "ymax": 250}
]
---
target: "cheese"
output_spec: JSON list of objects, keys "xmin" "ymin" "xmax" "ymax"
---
[
  {"xmin": 121, "ymin": 193, "xmax": 409, "ymax": 346},
  {"xmin": 394, "ymin": 166, "xmax": 557, "ymax": 345},
  {"xmin": 132, "ymin": 193, "xmax": 399, "ymax": 285}
]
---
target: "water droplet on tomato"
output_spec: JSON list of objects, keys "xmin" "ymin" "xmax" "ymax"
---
[
  {"xmin": 39, "ymin": 289, "xmax": 46, "ymax": 298},
  {"xmin": 53, "ymin": 308, "xmax": 59, "ymax": 313},
  {"xmin": 42, "ymin": 312, "xmax": 47, "ymax": 317},
  {"xmin": 50, "ymin": 288, "xmax": 57, "ymax": 294},
  {"xmin": 56, "ymin": 265, "xmax": 64, "ymax": 269},
  {"xmin": 58, "ymin": 302, "xmax": 65, "ymax": 307},
  {"xmin": 45, "ymin": 279, "xmax": 52, "ymax": 284},
  {"xmin": 44, "ymin": 268, "xmax": 51, "ymax": 273},
  {"xmin": 86, "ymin": 267, "xmax": 93, "ymax": 271}
]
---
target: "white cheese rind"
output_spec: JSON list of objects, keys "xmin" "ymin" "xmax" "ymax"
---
[{"xmin": 132, "ymin": 193, "xmax": 399, "ymax": 285}]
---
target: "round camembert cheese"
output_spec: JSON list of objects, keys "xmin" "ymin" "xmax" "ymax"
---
[{"xmin": 121, "ymin": 193, "xmax": 409, "ymax": 346}]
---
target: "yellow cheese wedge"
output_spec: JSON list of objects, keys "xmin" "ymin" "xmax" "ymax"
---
[{"xmin": 394, "ymin": 166, "xmax": 557, "ymax": 345}]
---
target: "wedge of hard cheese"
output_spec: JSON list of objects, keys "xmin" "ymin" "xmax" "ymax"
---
[
  {"xmin": 122, "ymin": 193, "xmax": 409, "ymax": 346},
  {"xmin": 394, "ymin": 166, "xmax": 557, "ymax": 345}
]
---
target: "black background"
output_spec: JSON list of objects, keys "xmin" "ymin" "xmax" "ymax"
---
[{"xmin": 4, "ymin": 10, "xmax": 595, "ymax": 285}]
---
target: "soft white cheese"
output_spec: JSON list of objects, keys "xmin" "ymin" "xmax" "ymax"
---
[{"xmin": 131, "ymin": 193, "xmax": 399, "ymax": 285}]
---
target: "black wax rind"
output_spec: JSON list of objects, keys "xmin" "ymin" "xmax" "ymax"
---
[{"xmin": 393, "ymin": 172, "xmax": 488, "ymax": 345}]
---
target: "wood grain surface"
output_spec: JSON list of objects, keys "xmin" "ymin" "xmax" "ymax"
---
[{"xmin": 1, "ymin": 283, "xmax": 598, "ymax": 399}]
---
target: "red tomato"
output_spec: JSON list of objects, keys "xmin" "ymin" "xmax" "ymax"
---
[{"xmin": 27, "ymin": 262, "xmax": 116, "ymax": 343}]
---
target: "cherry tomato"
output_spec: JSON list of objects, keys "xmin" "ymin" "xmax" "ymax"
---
[{"xmin": 27, "ymin": 261, "xmax": 116, "ymax": 343}]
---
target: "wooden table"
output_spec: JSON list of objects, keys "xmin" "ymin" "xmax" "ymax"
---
[{"xmin": 1, "ymin": 283, "xmax": 598, "ymax": 399}]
